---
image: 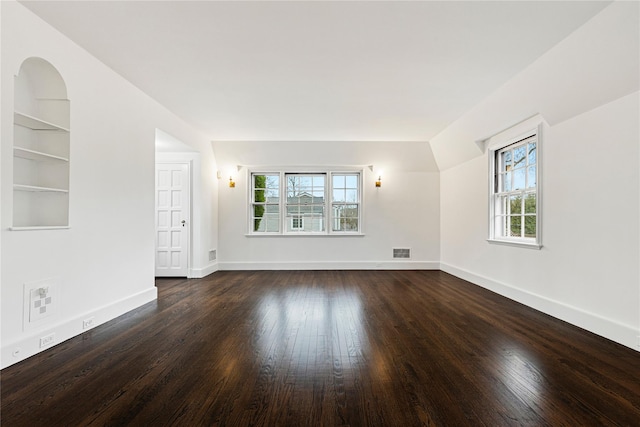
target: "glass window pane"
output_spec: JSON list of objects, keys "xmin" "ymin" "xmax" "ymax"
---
[
  {"xmin": 333, "ymin": 175, "xmax": 345, "ymax": 188},
  {"xmin": 264, "ymin": 213, "xmax": 280, "ymax": 232},
  {"xmin": 253, "ymin": 206, "xmax": 279, "ymax": 232},
  {"xmin": 313, "ymin": 176, "xmax": 324, "ymax": 187},
  {"xmin": 510, "ymin": 195, "xmax": 522, "ymax": 214},
  {"xmin": 253, "ymin": 188, "xmax": 265, "ymax": 203},
  {"xmin": 304, "ymin": 214, "xmax": 324, "ymax": 232},
  {"xmin": 513, "ymin": 169, "xmax": 525, "ymax": 190},
  {"xmin": 286, "ymin": 205, "xmax": 301, "ymax": 215},
  {"xmin": 502, "ymin": 151, "xmax": 512, "ymax": 172},
  {"xmin": 345, "ymin": 189, "xmax": 358, "ymax": 202},
  {"xmin": 299, "ymin": 176, "xmax": 312, "ymax": 188},
  {"xmin": 510, "ymin": 216, "xmax": 522, "ymax": 237},
  {"xmin": 527, "ymin": 166, "xmax": 536, "ymax": 189},
  {"xmin": 332, "ymin": 204, "xmax": 359, "ymax": 232},
  {"xmin": 345, "ymin": 175, "xmax": 358, "ymax": 188},
  {"xmin": 514, "ymin": 146, "xmax": 526, "ymax": 168},
  {"xmin": 525, "ymin": 194, "xmax": 536, "ymax": 214},
  {"xmin": 524, "ymin": 216, "xmax": 536, "ymax": 238},
  {"xmin": 504, "ymin": 172, "xmax": 512, "ymax": 192},
  {"xmin": 333, "ymin": 189, "xmax": 345, "ymax": 202},
  {"xmin": 528, "ymin": 142, "xmax": 536, "ymax": 165},
  {"xmin": 266, "ymin": 188, "xmax": 279, "ymax": 199}
]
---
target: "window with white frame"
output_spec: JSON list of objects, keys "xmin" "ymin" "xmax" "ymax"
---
[
  {"xmin": 286, "ymin": 174, "xmax": 325, "ymax": 232},
  {"xmin": 249, "ymin": 170, "xmax": 361, "ymax": 235},
  {"xmin": 251, "ymin": 173, "xmax": 280, "ymax": 233},
  {"xmin": 331, "ymin": 173, "xmax": 360, "ymax": 232},
  {"xmin": 489, "ymin": 131, "xmax": 540, "ymax": 247}
]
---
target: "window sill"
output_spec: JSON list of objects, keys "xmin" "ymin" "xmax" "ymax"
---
[
  {"xmin": 245, "ymin": 233, "xmax": 365, "ymax": 238},
  {"xmin": 487, "ymin": 238, "xmax": 542, "ymax": 250}
]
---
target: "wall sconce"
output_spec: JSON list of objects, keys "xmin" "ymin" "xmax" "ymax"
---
[
  {"xmin": 375, "ymin": 176, "xmax": 382, "ymax": 188},
  {"xmin": 229, "ymin": 176, "xmax": 236, "ymax": 188}
]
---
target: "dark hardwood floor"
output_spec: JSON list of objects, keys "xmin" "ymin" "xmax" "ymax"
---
[{"xmin": 2, "ymin": 270, "xmax": 639, "ymax": 426}]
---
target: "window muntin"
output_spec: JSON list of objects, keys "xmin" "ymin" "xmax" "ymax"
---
[
  {"xmin": 492, "ymin": 135, "xmax": 539, "ymax": 244},
  {"xmin": 249, "ymin": 170, "xmax": 361, "ymax": 235},
  {"xmin": 251, "ymin": 173, "xmax": 280, "ymax": 233}
]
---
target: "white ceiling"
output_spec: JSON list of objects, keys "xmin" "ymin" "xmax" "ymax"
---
[{"xmin": 21, "ymin": 0, "xmax": 610, "ymax": 142}]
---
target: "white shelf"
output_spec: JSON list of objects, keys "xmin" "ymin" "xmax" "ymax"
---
[
  {"xmin": 14, "ymin": 184, "xmax": 69, "ymax": 193},
  {"xmin": 14, "ymin": 111, "xmax": 69, "ymax": 132},
  {"xmin": 10, "ymin": 226, "xmax": 70, "ymax": 231},
  {"xmin": 14, "ymin": 147, "xmax": 69, "ymax": 162}
]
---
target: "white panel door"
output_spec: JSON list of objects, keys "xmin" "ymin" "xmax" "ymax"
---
[{"xmin": 155, "ymin": 163, "xmax": 190, "ymax": 276}]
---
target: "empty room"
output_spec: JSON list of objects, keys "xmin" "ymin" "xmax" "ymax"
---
[{"xmin": 1, "ymin": 0, "xmax": 639, "ymax": 425}]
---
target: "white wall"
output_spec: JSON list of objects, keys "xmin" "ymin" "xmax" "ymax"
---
[
  {"xmin": 213, "ymin": 140, "xmax": 440, "ymax": 269},
  {"xmin": 1, "ymin": 1, "xmax": 217, "ymax": 368},
  {"xmin": 436, "ymin": 0, "xmax": 639, "ymax": 350}
]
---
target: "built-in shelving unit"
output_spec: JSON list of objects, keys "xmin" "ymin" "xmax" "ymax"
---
[{"xmin": 12, "ymin": 58, "xmax": 70, "ymax": 229}]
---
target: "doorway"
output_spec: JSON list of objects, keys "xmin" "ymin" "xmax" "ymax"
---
[{"xmin": 155, "ymin": 162, "xmax": 190, "ymax": 276}]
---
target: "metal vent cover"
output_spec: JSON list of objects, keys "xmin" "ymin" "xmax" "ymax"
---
[
  {"xmin": 393, "ymin": 248, "xmax": 411, "ymax": 259},
  {"xmin": 209, "ymin": 249, "xmax": 217, "ymax": 262}
]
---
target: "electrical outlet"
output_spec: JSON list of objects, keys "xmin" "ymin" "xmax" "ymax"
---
[
  {"xmin": 83, "ymin": 317, "xmax": 95, "ymax": 330},
  {"xmin": 39, "ymin": 333, "xmax": 55, "ymax": 348}
]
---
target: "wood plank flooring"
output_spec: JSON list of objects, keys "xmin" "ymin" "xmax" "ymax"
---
[{"xmin": 2, "ymin": 270, "xmax": 639, "ymax": 426}]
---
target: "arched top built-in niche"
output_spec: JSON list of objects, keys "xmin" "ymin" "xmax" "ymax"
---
[{"xmin": 12, "ymin": 57, "xmax": 71, "ymax": 229}]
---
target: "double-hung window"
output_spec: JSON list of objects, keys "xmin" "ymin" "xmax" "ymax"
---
[
  {"xmin": 251, "ymin": 173, "xmax": 280, "ymax": 233},
  {"xmin": 286, "ymin": 174, "xmax": 326, "ymax": 233},
  {"xmin": 249, "ymin": 170, "xmax": 362, "ymax": 235},
  {"xmin": 331, "ymin": 173, "xmax": 360, "ymax": 232},
  {"xmin": 489, "ymin": 128, "xmax": 541, "ymax": 248}
]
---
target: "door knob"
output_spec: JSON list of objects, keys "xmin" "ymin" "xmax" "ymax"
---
[{"xmin": 181, "ymin": 220, "xmax": 186, "ymax": 227}]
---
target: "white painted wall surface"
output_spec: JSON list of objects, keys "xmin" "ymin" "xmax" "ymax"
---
[
  {"xmin": 1, "ymin": 1, "xmax": 217, "ymax": 368},
  {"xmin": 441, "ymin": 92, "xmax": 639, "ymax": 350},
  {"xmin": 435, "ymin": 2, "xmax": 639, "ymax": 350},
  {"xmin": 430, "ymin": 1, "xmax": 639, "ymax": 171},
  {"xmin": 213, "ymin": 141, "xmax": 440, "ymax": 270}
]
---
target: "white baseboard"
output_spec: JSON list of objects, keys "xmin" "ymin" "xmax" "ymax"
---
[
  {"xmin": 440, "ymin": 262, "xmax": 639, "ymax": 352},
  {"xmin": 218, "ymin": 261, "xmax": 440, "ymax": 271},
  {"xmin": 1, "ymin": 287, "xmax": 158, "ymax": 369},
  {"xmin": 189, "ymin": 262, "xmax": 218, "ymax": 278}
]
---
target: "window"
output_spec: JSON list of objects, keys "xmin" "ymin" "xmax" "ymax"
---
[
  {"xmin": 489, "ymin": 130, "xmax": 541, "ymax": 248},
  {"xmin": 251, "ymin": 173, "xmax": 280, "ymax": 233},
  {"xmin": 332, "ymin": 173, "xmax": 360, "ymax": 232},
  {"xmin": 286, "ymin": 174, "xmax": 326, "ymax": 232},
  {"xmin": 249, "ymin": 170, "xmax": 362, "ymax": 235}
]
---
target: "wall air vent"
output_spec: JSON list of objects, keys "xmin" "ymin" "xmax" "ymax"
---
[
  {"xmin": 393, "ymin": 248, "xmax": 411, "ymax": 259},
  {"xmin": 209, "ymin": 249, "xmax": 217, "ymax": 262}
]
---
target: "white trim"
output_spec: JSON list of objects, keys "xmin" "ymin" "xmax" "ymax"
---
[
  {"xmin": 218, "ymin": 261, "xmax": 440, "ymax": 271},
  {"xmin": 479, "ymin": 114, "xmax": 546, "ymax": 152},
  {"xmin": 1, "ymin": 287, "xmax": 158, "ymax": 369},
  {"xmin": 486, "ymin": 238, "xmax": 541, "ymax": 250},
  {"xmin": 244, "ymin": 233, "xmax": 365, "ymax": 238},
  {"xmin": 440, "ymin": 262, "xmax": 639, "ymax": 351},
  {"xmin": 189, "ymin": 261, "xmax": 219, "ymax": 278}
]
